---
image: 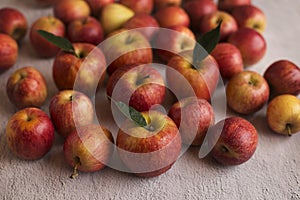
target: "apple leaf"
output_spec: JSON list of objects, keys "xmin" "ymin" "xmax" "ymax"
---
[
  {"xmin": 110, "ymin": 98, "xmax": 147, "ymax": 127},
  {"xmin": 37, "ymin": 30, "xmax": 76, "ymax": 55}
]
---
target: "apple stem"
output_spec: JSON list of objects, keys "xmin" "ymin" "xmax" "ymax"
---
[
  {"xmin": 286, "ymin": 124, "xmax": 292, "ymax": 137},
  {"xmin": 70, "ymin": 156, "xmax": 81, "ymax": 179}
]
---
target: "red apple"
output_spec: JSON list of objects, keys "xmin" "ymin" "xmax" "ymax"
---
[
  {"xmin": 154, "ymin": 25, "xmax": 196, "ymax": 63},
  {"xmin": 263, "ymin": 60, "xmax": 300, "ymax": 98},
  {"xmin": 218, "ymin": 0, "xmax": 251, "ymax": 12},
  {"xmin": 0, "ymin": 7, "xmax": 28, "ymax": 42},
  {"xmin": 67, "ymin": 16, "xmax": 104, "ymax": 45},
  {"xmin": 52, "ymin": 42, "xmax": 106, "ymax": 95},
  {"xmin": 6, "ymin": 107, "xmax": 55, "ymax": 160},
  {"xmin": 6, "ymin": 66, "xmax": 47, "ymax": 109},
  {"xmin": 30, "ymin": 16, "xmax": 65, "ymax": 58},
  {"xmin": 228, "ymin": 27, "xmax": 266, "ymax": 66},
  {"xmin": 231, "ymin": 5, "xmax": 266, "ymax": 34},
  {"xmin": 209, "ymin": 116, "xmax": 258, "ymax": 165},
  {"xmin": 116, "ymin": 110, "xmax": 181, "ymax": 177},
  {"xmin": 123, "ymin": 13, "xmax": 159, "ymax": 41},
  {"xmin": 120, "ymin": 0, "xmax": 154, "ymax": 14},
  {"xmin": 266, "ymin": 94, "xmax": 300, "ymax": 136},
  {"xmin": 226, "ymin": 70, "xmax": 269, "ymax": 114},
  {"xmin": 168, "ymin": 97, "xmax": 214, "ymax": 146},
  {"xmin": 154, "ymin": 0, "xmax": 182, "ymax": 11},
  {"xmin": 49, "ymin": 90, "xmax": 95, "ymax": 138},
  {"xmin": 199, "ymin": 11, "xmax": 238, "ymax": 41},
  {"xmin": 182, "ymin": 0, "xmax": 217, "ymax": 31},
  {"xmin": 106, "ymin": 64, "xmax": 165, "ymax": 112},
  {"xmin": 211, "ymin": 42, "xmax": 243, "ymax": 80},
  {"xmin": 0, "ymin": 33, "xmax": 18, "ymax": 73},
  {"xmin": 85, "ymin": 0, "xmax": 114, "ymax": 17},
  {"xmin": 53, "ymin": 0, "xmax": 91, "ymax": 24},
  {"xmin": 154, "ymin": 6, "xmax": 190, "ymax": 28},
  {"xmin": 102, "ymin": 29, "xmax": 152, "ymax": 75},
  {"xmin": 166, "ymin": 50, "xmax": 220, "ymax": 101},
  {"xmin": 64, "ymin": 124, "xmax": 114, "ymax": 177}
]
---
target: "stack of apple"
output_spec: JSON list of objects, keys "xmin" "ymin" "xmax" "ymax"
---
[{"xmin": 3, "ymin": 0, "xmax": 300, "ymax": 179}]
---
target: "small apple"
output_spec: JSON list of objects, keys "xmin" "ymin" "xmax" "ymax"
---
[
  {"xmin": 67, "ymin": 16, "xmax": 104, "ymax": 45},
  {"xmin": 53, "ymin": 0, "xmax": 91, "ymax": 24},
  {"xmin": 263, "ymin": 60, "xmax": 300, "ymax": 98},
  {"xmin": 218, "ymin": 0, "xmax": 251, "ymax": 12},
  {"xmin": 228, "ymin": 27, "xmax": 267, "ymax": 66},
  {"xmin": 107, "ymin": 64, "xmax": 165, "ymax": 112},
  {"xmin": 154, "ymin": 0, "xmax": 182, "ymax": 11},
  {"xmin": 30, "ymin": 16, "xmax": 65, "ymax": 58},
  {"xmin": 0, "ymin": 33, "xmax": 18, "ymax": 73},
  {"xmin": 211, "ymin": 42, "xmax": 243, "ymax": 80},
  {"xmin": 182, "ymin": 0, "xmax": 217, "ymax": 31},
  {"xmin": 123, "ymin": 13, "xmax": 159, "ymax": 41},
  {"xmin": 154, "ymin": 25, "xmax": 196, "ymax": 63},
  {"xmin": 102, "ymin": 29, "xmax": 152, "ymax": 75},
  {"xmin": 6, "ymin": 66, "xmax": 47, "ymax": 109},
  {"xmin": 266, "ymin": 94, "xmax": 300, "ymax": 136},
  {"xmin": 64, "ymin": 124, "xmax": 114, "ymax": 178},
  {"xmin": 226, "ymin": 70, "xmax": 269, "ymax": 114},
  {"xmin": 0, "ymin": 7, "xmax": 28, "ymax": 42},
  {"xmin": 231, "ymin": 5, "xmax": 266, "ymax": 34},
  {"xmin": 116, "ymin": 110, "xmax": 181, "ymax": 177},
  {"xmin": 100, "ymin": 3, "xmax": 135, "ymax": 35},
  {"xmin": 166, "ymin": 50, "xmax": 220, "ymax": 101},
  {"xmin": 52, "ymin": 42, "xmax": 106, "ymax": 94},
  {"xmin": 120, "ymin": 0, "xmax": 154, "ymax": 14},
  {"xmin": 6, "ymin": 107, "xmax": 55, "ymax": 160},
  {"xmin": 154, "ymin": 6, "xmax": 190, "ymax": 28},
  {"xmin": 85, "ymin": 0, "xmax": 114, "ymax": 17},
  {"xmin": 49, "ymin": 90, "xmax": 95, "ymax": 138},
  {"xmin": 168, "ymin": 97, "xmax": 215, "ymax": 146},
  {"xmin": 199, "ymin": 11, "xmax": 238, "ymax": 41},
  {"xmin": 209, "ymin": 116, "xmax": 258, "ymax": 165}
]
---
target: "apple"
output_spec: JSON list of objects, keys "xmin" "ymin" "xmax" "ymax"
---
[
  {"xmin": 30, "ymin": 16, "xmax": 65, "ymax": 58},
  {"xmin": 106, "ymin": 63, "xmax": 165, "ymax": 112},
  {"xmin": 116, "ymin": 110, "xmax": 181, "ymax": 177},
  {"xmin": 53, "ymin": 0, "xmax": 91, "ymax": 24},
  {"xmin": 123, "ymin": 13, "xmax": 159, "ymax": 41},
  {"xmin": 199, "ymin": 11, "xmax": 238, "ymax": 41},
  {"xmin": 102, "ymin": 29, "xmax": 152, "ymax": 75},
  {"xmin": 182, "ymin": 0, "xmax": 217, "ymax": 31},
  {"xmin": 267, "ymin": 94, "xmax": 300, "ymax": 136},
  {"xmin": 67, "ymin": 16, "xmax": 104, "ymax": 45},
  {"xmin": 85, "ymin": 0, "xmax": 114, "ymax": 17},
  {"xmin": 49, "ymin": 90, "xmax": 95, "ymax": 138},
  {"xmin": 120, "ymin": 0, "xmax": 154, "ymax": 14},
  {"xmin": 0, "ymin": 33, "xmax": 18, "ymax": 73},
  {"xmin": 154, "ymin": 25, "xmax": 196, "ymax": 63},
  {"xmin": 218, "ymin": 0, "xmax": 251, "ymax": 12},
  {"xmin": 168, "ymin": 97, "xmax": 214, "ymax": 146},
  {"xmin": 226, "ymin": 70, "xmax": 269, "ymax": 114},
  {"xmin": 0, "ymin": 7, "xmax": 28, "ymax": 42},
  {"xmin": 209, "ymin": 116, "xmax": 258, "ymax": 165},
  {"xmin": 64, "ymin": 124, "xmax": 114, "ymax": 178},
  {"xmin": 166, "ymin": 50, "xmax": 220, "ymax": 101},
  {"xmin": 6, "ymin": 107, "xmax": 55, "ymax": 160},
  {"xmin": 228, "ymin": 27, "xmax": 267, "ymax": 66},
  {"xmin": 52, "ymin": 42, "xmax": 106, "ymax": 95},
  {"xmin": 231, "ymin": 5, "xmax": 266, "ymax": 34},
  {"xmin": 6, "ymin": 66, "xmax": 47, "ymax": 109},
  {"xmin": 154, "ymin": 0, "xmax": 182, "ymax": 11},
  {"xmin": 100, "ymin": 3, "xmax": 135, "ymax": 35},
  {"xmin": 263, "ymin": 60, "xmax": 300, "ymax": 98},
  {"xmin": 211, "ymin": 42, "xmax": 243, "ymax": 80},
  {"xmin": 154, "ymin": 6, "xmax": 190, "ymax": 28}
]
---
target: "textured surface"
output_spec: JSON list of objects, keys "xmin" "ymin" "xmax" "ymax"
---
[{"xmin": 1, "ymin": 0, "xmax": 300, "ymax": 199}]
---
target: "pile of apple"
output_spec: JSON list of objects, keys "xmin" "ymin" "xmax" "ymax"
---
[{"xmin": 1, "ymin": 0, "xmax": 300, "ymax": 178}]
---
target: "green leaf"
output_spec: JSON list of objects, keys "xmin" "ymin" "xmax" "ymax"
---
[
  {"xmin": 110, "ymin": 98, "xmax": 147, "ymax": 127},
  {"xmin": 37, "ymin": 30, "xmax": 76, "ymax": 55}
]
